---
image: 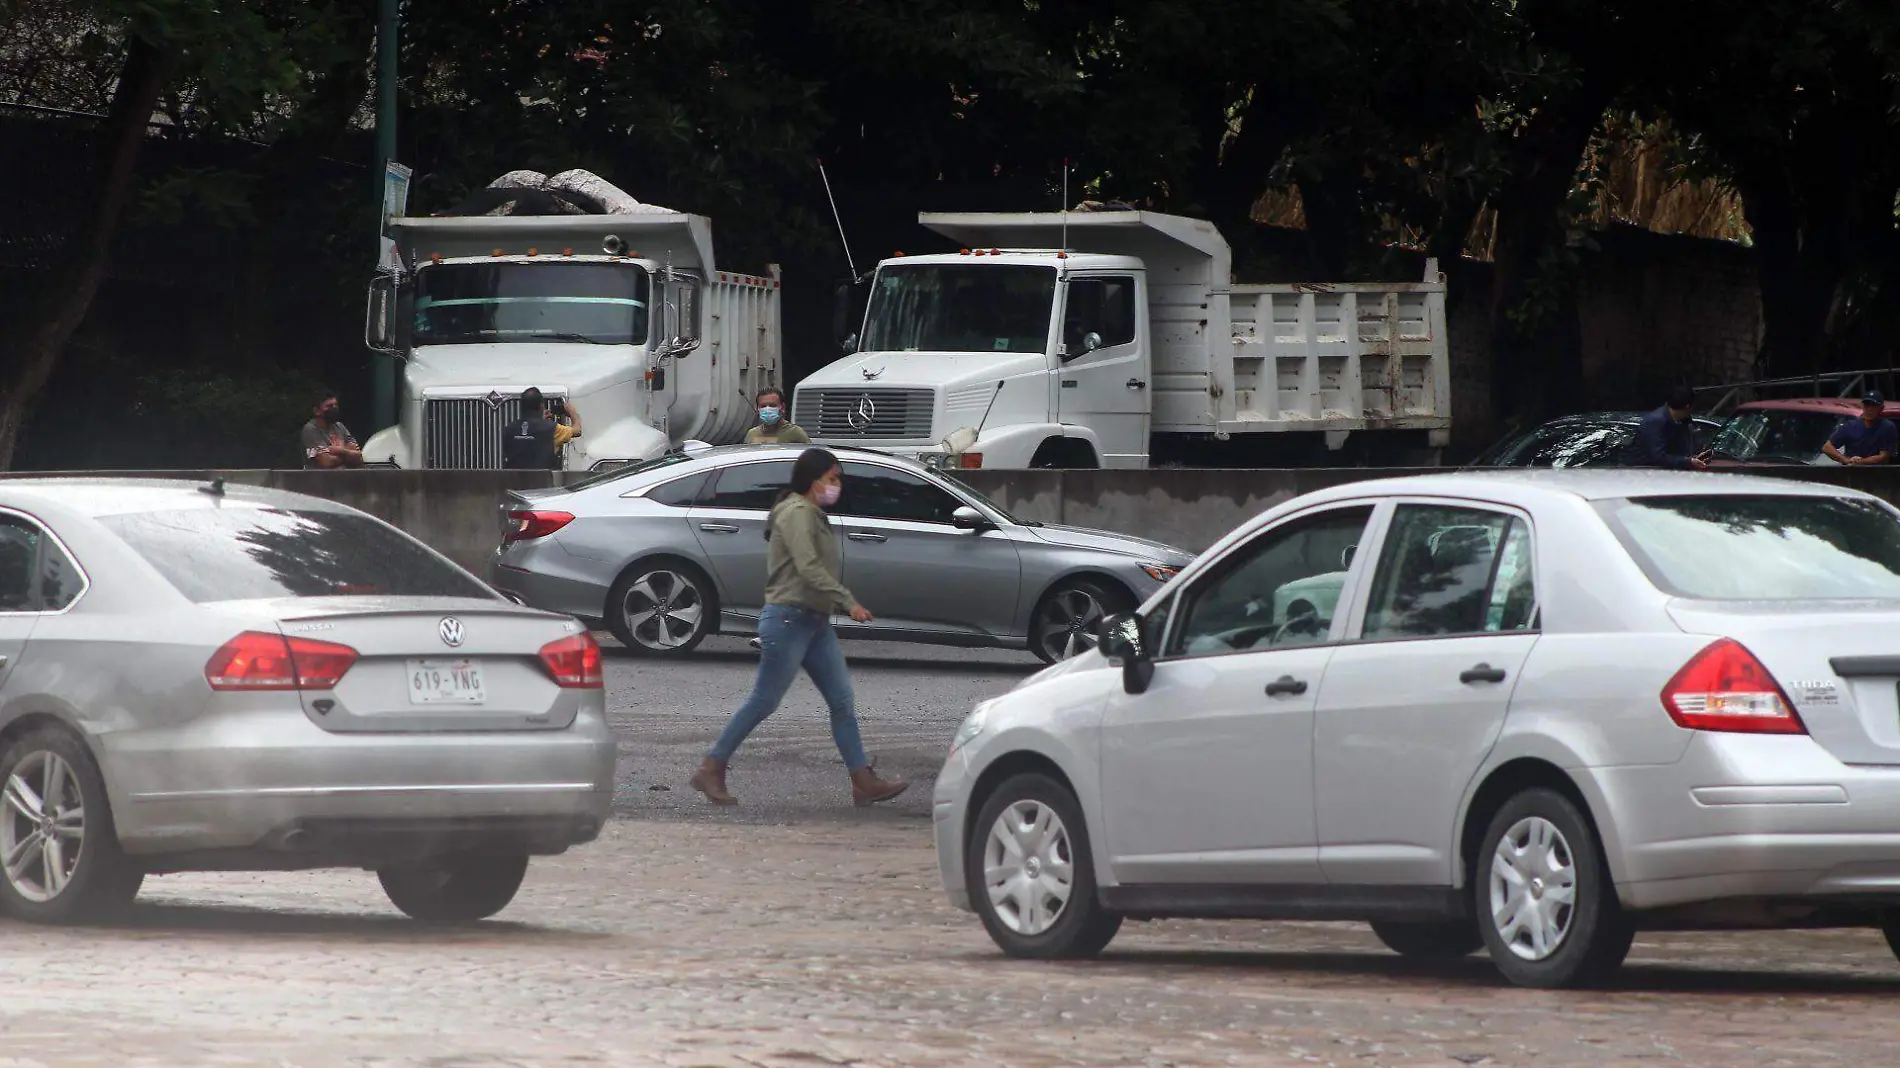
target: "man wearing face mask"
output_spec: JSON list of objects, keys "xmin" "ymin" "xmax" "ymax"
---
[
  {"xmin": 301, "ymin": 393, "xmax": 364, "ymax": 469},
  {"xmin": 743, "ymin": 388, "xmax": 809, "ymax": 445}
]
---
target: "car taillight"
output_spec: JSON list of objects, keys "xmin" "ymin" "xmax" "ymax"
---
[
  {"xmin": 1661, "ymin": 638, "xmax": 1805, "ymax": 734},
  {"xmin": 504, "ymin": 510, "xmax": 574, "ymax": 544},
  {"xmin": 539, "ymin": 633, "xmax": 603, "ymax": 688},
  {"xmin": 205, "ymin": 632, "xmax": 359, "ymax": 691}
]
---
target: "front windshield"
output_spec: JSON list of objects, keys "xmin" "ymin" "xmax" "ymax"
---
[
  {"xmin": 860, "ymin": 263, "xmax": 1056, "ymax": 354},
  {"xmin": 940, "ymin": 471, "xmax": 1022, "ymax": 525},
  {"xmin": 1480, "ymin": 421, "xmax": 1632, "ymax": 468},
  {"xmin": 1710, "ymin": 410, "xmax": 1843, "ymax": 463},
  {"xmin": 414, "ymin": 262, "xmax": 650, "ymax": 346}
]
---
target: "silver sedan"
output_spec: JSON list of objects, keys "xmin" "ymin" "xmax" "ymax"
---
[
  {"xmin": 490, "ymin": 445, "xmax": 1193, "ymax": 663},
  {"xmin": 0, "ymin": 479, "xmax": 615, "ymax": 925},
  {"xmin": 933, "ymin": 470, "xmax": 1900, "ymax": 988}
]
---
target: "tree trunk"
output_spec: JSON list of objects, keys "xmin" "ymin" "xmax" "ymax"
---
[
  {"xmin": 0, "ymin": 33, "xmax": 169, "ymax": 469},
  {"xmin": 1485, "ymin": 82, "xmax": 1610, "ymax": 427}
]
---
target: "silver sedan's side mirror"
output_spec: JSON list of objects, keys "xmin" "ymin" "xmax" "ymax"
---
[{"xmin": 952, "ymin": 505, "xmax": 990, "ymax": 532}]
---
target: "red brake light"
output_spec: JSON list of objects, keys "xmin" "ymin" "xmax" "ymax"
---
[
  {"xmin": 206, "ymin": 632, "xmax": 359, "ymax": 691},
  {"xmin": 505, "ymin": 510, "xmax": 574, "ymax": 544},
  {"xmin": 958, "ymin": 452, "xmax": 984, "ymax": 469},
  {"xmin": 539, "ymin": 633, "xmax": 603, "ymax": 688},
  {"xmin": 1661, "ymin": 638, "xmax": 1805, "ymax": 735}
]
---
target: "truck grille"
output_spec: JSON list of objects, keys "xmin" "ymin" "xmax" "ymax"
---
[
  {"xmin": 796, "ymin": 388, "xmax": 935, "ymax": 440},
  {"xmin": 424, "ymin": 394, "xmax": 561, "ymax": 469}
]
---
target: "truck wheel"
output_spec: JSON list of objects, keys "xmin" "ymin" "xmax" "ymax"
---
[
  {"xmin": 379, "ymin": 853, "xmax": 529, "ymax": 923},
  {"xmin": 0, "ymin": 727, "xmax": 143, "ymax": 925},
  {"xmin": 607, "ymin": 557, "xmax": 715, "ymax": 656},
  {"xmin": 1029, "ymin": 579, "xmax": 1133, "ymax": 663}
]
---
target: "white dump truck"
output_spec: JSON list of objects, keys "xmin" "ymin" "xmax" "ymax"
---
[
  {"xmin": 793, "ymin": 209, "xmax": 1450, "ymax": 468},
  {"xmin": 363, "ymin": 174, "xmax": 782, "ymax": 470}
]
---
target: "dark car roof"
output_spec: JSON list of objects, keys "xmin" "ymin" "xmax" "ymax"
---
[{"xmin": 1733, "ymin": 397, "xmax": 1900, "ymax": 417}]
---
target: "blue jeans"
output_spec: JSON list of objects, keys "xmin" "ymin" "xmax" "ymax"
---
[{"xmin": 707, "ymin": 605, "xmax": 868, "ymax": 770}]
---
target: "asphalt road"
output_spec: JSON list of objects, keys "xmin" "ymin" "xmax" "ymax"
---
[{"xmin": 604, "ymin": 632, "xmax": 1041, "ymax": 822}]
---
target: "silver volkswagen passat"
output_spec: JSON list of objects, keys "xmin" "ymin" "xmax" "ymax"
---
[
  {"xmin": 934, "ymin": 470, "xmax": 1900, "ymax": 988},
  {"xmin": 0, "ymin": 479, "xmax": 615, "ymax": 925},
  {"xmin": 490, "ymin": 445, "xmax": 1193, "ymax": 663}
]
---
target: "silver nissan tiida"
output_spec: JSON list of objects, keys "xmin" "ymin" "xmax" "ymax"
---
[
  {"xmin": 934, "ymin": 470, "xmax": 1900, "ymax": 988},
  {"xmin": 0, "ymin": 479, "xmax": 615, "ymax": 925}
]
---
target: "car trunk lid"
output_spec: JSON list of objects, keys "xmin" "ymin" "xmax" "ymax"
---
[
  {"xmin": 1668, "ymin": 599, "xmax": 1900, "ymax": 765},
  {"xmin": 230, "ymin": 597, "xmax": 587, "ymax": 733}
]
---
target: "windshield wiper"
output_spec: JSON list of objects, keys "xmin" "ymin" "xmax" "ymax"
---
[{"xmin": 538, "ymin": 332, "xmax": 611, "ymax": 345}]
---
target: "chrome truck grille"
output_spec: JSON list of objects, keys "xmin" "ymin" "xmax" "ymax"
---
[
  {"xmin": 795, "ymin": 388, "xmax": 935, "ymax": 440},
  {"xmin": 424, "ymin": 393, "xmax": 563, "ymax": 469}
]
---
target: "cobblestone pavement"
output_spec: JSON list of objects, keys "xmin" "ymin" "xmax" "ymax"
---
[{"xmin": 2, "ymin": 820, "xmax": 1899, "ymax": 1068}]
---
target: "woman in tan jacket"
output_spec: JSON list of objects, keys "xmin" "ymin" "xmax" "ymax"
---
[{"xmin": 690, "ymin": 448, "xmax": 908, "ymax": 807}]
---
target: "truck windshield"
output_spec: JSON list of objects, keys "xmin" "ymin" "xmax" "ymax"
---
[
  {"xmin": 414, "ymin": 262, "xmax": 649, "ymax": 346},
  {"xmin": 860, "ymin": 263, "xmax": 1055, "ymax": 355}
]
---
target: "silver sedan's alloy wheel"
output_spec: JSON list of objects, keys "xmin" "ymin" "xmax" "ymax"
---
[
  {"xmin": 1488, "ymin": 815, "xmax": 1578, "ymax": 961},
  {"xmin": 1, "ymin": 750, "xmax": 85, "ymax": 904},
  {"xmin": 982, "ymin": 799, "xmax": 1075, "ymax": 936},
  {"xmin": 622, "ymin": 569, "xmax": 706, "ymax": 651},
  {"xmin": 1034, "ymin": 587, "xmax": 1107, "ymax": 661}
]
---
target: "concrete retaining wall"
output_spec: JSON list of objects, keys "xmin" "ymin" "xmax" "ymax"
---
[{"xmin": 8, "ymin": 466, "xmax": 1898, "ymax": 565}]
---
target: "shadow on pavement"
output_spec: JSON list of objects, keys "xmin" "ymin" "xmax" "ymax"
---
[
  {"xmin": 1036, "ymin": 947, "xmax": 1900, "ymax": 996},
  {"xmin": 27, "ymin": 902, "xmax": 610, "ymax": 944}
]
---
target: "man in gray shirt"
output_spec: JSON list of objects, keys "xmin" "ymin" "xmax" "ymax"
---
[{"xmin": 302, "ymin": 394, "xmax": 364, "ymax": 469}]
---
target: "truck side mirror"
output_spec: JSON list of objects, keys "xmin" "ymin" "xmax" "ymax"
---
[
  {"xmin": 365, "ymin": 274, "xmax": 398, "ymax": 354},
  {"xmin": 656, "ymin": 336, "xmax": 701, "ymax": 361},
  {"xmin": 832, "ymin": 282, "xmax": 854, "ymax": 346}
]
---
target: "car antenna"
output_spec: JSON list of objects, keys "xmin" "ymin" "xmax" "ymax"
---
[
  {"xmin": 817, "ymin": 159, "xmax": 865, "ymax": 284},
  {"xmin": 198, "ymin": 477, "xmax": 226, "ymax": 498}
]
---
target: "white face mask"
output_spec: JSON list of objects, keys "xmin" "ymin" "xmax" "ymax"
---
[{"xmin": 815, "ymin": 482, "xmax": 841, "ymax": 507}]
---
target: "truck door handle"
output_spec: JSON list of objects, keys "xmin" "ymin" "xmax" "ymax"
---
[
  {"xmin": 698, "ymin": 523, "xmax": 740, "ymax": 534},
  {"xmin": 846, "ymin": 532, "xmax": 887, "ymax": 543},
  {"xmin": 1265, "ymin": 675, "xmax": 1307, "ymax": 697},
  {"xmin": 1126, "ymin": 378, "xmax": 1147, "ymax": 391},
  {"xmin": 1460, "ymin": 664, "xmax": 1508, "ymax": 685}
]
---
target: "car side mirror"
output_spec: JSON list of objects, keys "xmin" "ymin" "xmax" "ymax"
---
[
  {"xmin": 951, "ymin": 505, "xmax": 991, "ymax": 532},
  {"xmin": 365, "ymin": 273, "xmax": 398, "ymax": 354},
  {"xmin": 1083, "ymin": 331, "xmax": 1104, "ymax": 353},
  {"xmin": 1341, "ymin": 543, "xmax": 1356, "ymax": 569},
  {"xmin": 1101, "ymin": 611, "xmax": 1154, "ymax": 694}
]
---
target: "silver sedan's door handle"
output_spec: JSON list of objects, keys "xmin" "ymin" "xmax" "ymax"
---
[
  {"xmin": 699, "ymin": 523, "xmax": 740, "ymax": 534},
  {"xmin": 846, "ymin": 531, "xmax": 887, "ymax": 543}
]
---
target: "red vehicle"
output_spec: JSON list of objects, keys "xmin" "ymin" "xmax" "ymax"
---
[{"xmin": 1708, "ymin": 397, "xmax": 1900, "ymax": 466}]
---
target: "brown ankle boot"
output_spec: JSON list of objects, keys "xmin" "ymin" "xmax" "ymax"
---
[
  {"xmin": 689, "ymin": 758, "xmax": 738, "ymax": 806},
  {"xmin": 850, "ymin": 766, "xmax": 909, "ymax": 807}
]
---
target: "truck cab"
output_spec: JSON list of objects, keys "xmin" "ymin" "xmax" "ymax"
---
[{"xmin": 363, "ymin": 213, "xmax": 781, "ymax": 471}]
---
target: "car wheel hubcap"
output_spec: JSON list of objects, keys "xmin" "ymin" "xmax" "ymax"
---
[
  {"xmin": 1034, "ymin": 589, "xmax": 1105, "ymax": 660},
  {"xmin": 982, "ymin": 800, "xmax": 1074, "ymax": 936},
  {"xmin": 624, "ymin": 570, "xmax": 704, "ymax": 650},
  {"xmin": 1, "ymin": 751, "xmax": 84, "ymax": 903},
  {"xmin": 1489, "ymin": 815, "xmax": 1577, "ymax": 962}
]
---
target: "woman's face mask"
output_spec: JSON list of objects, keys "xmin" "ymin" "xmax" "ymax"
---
[
  {"xmin": 815, "ymin": 481, "xmax": 842, "ymax": 507},
  {"xmin": 758, "ymin": 406, "xmax": 782, "ymax": 425}
]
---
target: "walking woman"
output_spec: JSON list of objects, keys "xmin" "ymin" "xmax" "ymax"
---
[{"xmin": 690, "ymin": 448, "xmax": 909, "ymax": 807}]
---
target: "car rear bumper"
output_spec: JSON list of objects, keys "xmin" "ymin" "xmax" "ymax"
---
[
  {"xmin": 1589, "ymin": 732, "xmax": 1900, "ymax": 909},
  {"xmin": 490, "ymin": 549, "xmax": 608, "ymax": 624},
  {"xmin": 98, "ymin": 704, "xmax": 618, "ymax": 863}
]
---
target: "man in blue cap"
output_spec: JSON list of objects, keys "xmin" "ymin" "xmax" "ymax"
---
[{"xmin": 1823, "ymin": 391, "xmax": 1898, "ymax": 466}]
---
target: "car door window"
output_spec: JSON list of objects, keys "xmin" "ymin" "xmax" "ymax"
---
[
  {"xmin": 702, "ymin": 461, "xmax": 794, "ymax": 511},
  {"xmin": 1167, "ymin": 506, "xmax": 1375, "ymax": 658},
  {"xmin": 835, "ymin": 462, "xmax": 962, "ymax": 524},
  {"xmin": 1062, "ymin": 276, "xmax": 1136, "ymax": 359},
  {"xmin": 0, "ymin": 515, "xmax": 83, "ymax": 613},
  {"xmin": 647, "ymin": 470, "xmax": 710, "ymax": 507},
  {"xmin": 1362, "ymin": 505, "xmax": 1534, "ymax": 640}
]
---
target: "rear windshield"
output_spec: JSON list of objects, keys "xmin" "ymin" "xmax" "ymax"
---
[
  {"xmin": 1597, "ymin": 494, "xmax": 1900, "ymax": 600},
  {"xmin": 98, "ymin": 508, "xmax": 496, "ymax": 603}
]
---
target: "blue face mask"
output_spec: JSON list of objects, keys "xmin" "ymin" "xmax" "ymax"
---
[{"xmin": 759, "ymin": 406, "xmax": 781, "ymax": 425}]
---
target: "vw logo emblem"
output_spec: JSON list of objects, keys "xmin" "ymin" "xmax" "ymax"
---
[
  {"xmin": 439, "ymin": 617, "xmax": 466, "ymax": 648},
  {"xmin": 846, "ymin": 394, "xmax": 877, "ymax": 431}
]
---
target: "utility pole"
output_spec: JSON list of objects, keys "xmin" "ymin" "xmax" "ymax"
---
[{"xmin": 371, "ymin": 0, "xmax": 399, "ymax": 431}]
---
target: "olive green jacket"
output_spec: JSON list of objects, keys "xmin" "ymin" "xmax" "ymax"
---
[
  {"xmin": 764, "ymin": 494, "xmax": 858, "ymax": 615},
  {"xmin": 745, "ymin": 422, "xmax": 810, "ymax": 445}
]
